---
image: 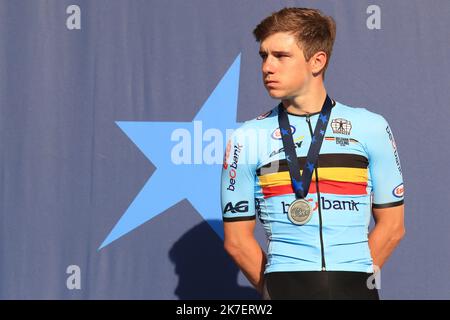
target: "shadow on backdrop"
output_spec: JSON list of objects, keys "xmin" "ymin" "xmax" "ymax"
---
[{"xmin": 169, "ymin": 220, "xmax": 260, "ymax": 299}]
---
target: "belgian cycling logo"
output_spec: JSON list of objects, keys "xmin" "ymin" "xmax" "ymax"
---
[
  {"xmin": 271, "ymin": 125, "xmax": 296, "ymax": 140},
  {"xmin": 386, "ymin": 125, "xmax": 402, "ymax": 175},
  {"xmin": 392, "ymin": 183, "xmax": 404, "ymax": 198},
  {"xmin": 335, "ymin": 137, "xmax": 350, "ymax": 146},
  {"xmin": 256, "ymin": 110, "xmax": 272, "ymax": 120},
  {"xmin": 331, "ymin": 118, "xmax": 352, "ymax": 135},
  {"xmin": 325, "ymin": 136, "xmax": 359, "ymax": 147}
]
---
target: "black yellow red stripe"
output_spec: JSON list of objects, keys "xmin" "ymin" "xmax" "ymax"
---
[{"xmin": 257, "ymin": 153, "xmax": 369, "ymax": 198}]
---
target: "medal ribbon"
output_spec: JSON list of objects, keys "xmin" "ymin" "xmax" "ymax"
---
[{"xmin": 277, "ymin": 95, "xmax": 333, "ymax": 199}]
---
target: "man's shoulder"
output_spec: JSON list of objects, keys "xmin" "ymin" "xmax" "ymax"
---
[
  {"xmin": 236, "ymin": 105, "xmax": 279, "ymax": 130},
  {"xmin": 250, "ymin": 105, "xmax": 279, "ymax": 123},
  {"xmin": 333, "ymin": 100, "xmax": 388, "ymax": 127},
  {"xmin": 333, "ymin": 101, "xmax": 392, "ymax": 143},
  {"xmin": 226, "ymin": 106, "xmax": 278, "ymax": 145}
]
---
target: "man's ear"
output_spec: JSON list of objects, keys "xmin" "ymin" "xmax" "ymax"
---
[{"xmin": 310, "ymin": 51, "xmax": 327, "ymax": 76}]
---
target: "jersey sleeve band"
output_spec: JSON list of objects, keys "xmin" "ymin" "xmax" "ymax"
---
[
  {"xmin": 223, "ymin": 215, "xmax": 256, "ymax": 222},
  {"xmin": 372, "ymin": 199, "xmax": 404, "ymax": 209}
]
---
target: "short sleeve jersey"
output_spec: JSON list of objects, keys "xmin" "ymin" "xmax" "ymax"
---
[{"xmin": 221, "ymin": 101, "xmax": 404, "ymax": 273}]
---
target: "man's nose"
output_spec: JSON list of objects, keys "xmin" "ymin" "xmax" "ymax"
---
[{"xmin": 262, "ymin": 58, "xmax": 275, "ymax": 75}]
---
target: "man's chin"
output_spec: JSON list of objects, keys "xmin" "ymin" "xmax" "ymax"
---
[{"xmin": 266, "ymin": 90, "xmax": 286, "ymax": 99}]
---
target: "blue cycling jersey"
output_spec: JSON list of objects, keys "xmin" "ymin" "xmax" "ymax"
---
[{"xmin": 221, "ymin": 100, "xmax": 404, "ymax": 273}]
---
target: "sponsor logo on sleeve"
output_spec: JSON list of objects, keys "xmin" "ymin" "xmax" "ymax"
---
[
  {"xmin": 226, "ymin": 143, "xmax": 243, "ymax": 191},
  {"xmin": 223, "ymin": 201, "xmax": 249, "ymax": 213},
  {"xmin": 393, "ymin": 183, "xmax": 404, "ymax": 198},
  {"xmin": 386, "ymin": 126, "xmax": 402, "ymax": 175},
  {"xmin": 223, "ymin": 139, "xmax": 232, "ymax": 169}
]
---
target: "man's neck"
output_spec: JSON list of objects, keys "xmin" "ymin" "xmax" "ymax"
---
[{"xmin": 282, "ymin": 85, "xmax": 327, "ymax": 116}]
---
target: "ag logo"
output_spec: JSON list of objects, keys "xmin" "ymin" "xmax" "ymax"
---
[{"xmin": 223, "ymin": 201, "xmax": 249, "ymax": 213}]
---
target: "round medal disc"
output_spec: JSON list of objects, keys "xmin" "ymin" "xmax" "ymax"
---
[{"xmin": 287, "ymin": 199, "xmax": 313, "ymax": 225}]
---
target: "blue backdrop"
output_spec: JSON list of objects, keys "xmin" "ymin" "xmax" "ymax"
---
[{"xmin": 1, "ymin": 0, "xmax": 449, "ymax": 299}]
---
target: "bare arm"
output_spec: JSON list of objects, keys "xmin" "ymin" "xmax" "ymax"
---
[
  {"xmin": 223, "ymin": 220, "xmax": 267, "ymax": 294},
  {"xmin": 369, "ymin": 204, "xmax": 405, "ymax": 269}
]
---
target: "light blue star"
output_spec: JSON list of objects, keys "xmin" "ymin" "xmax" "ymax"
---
[
  {"xmin": 99, "ymin": 55, "xmax": 242, "ymax": 249},
  {"xmin": 311, "ymin": 136, "xmax": 317, "ymax": 144},
  {"xmin": 307, "ymin": 161, "xmax": 315, "ymax": 172},
  {"xmin": 320, "ymin": 129, "xmax": 325, "ymax": 136},
  {"xmin": 281, "ymin": 128, "xmax": 289, "ymax": 136},
  {"xmin": 320, "ymin": 114, "xmax": 328, "ymax": 124}
]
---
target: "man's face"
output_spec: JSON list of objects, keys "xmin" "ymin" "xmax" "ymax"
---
[{"xmin": 259, "ymin": 32, "xmax": 313, "ymax": 99}]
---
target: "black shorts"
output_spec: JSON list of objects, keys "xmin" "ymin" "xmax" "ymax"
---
[{"xmin": 264, "ymin": 271, "xmax": 380, "ymax": 300}]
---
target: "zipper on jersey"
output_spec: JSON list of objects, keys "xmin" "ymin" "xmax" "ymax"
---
[{"xmin": 306, "ymin": 114, "xmax": 327, "ymax": 271}]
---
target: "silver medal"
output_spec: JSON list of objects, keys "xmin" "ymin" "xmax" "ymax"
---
[{"xmin": 287, "ymin": 198, "xmax": 313, "ymax": 225}]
